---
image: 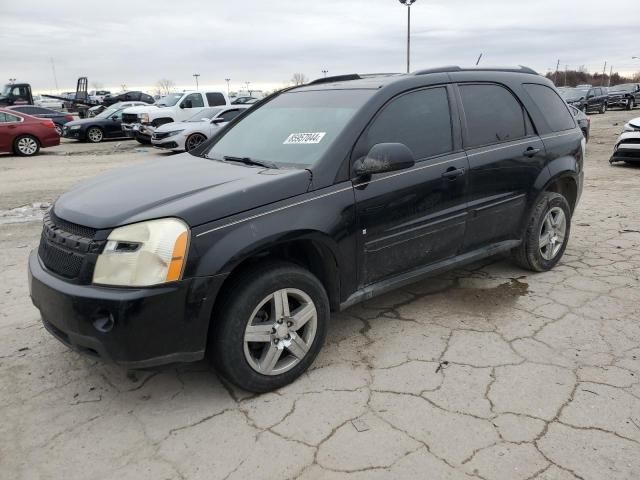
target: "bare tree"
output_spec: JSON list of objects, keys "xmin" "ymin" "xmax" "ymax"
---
[
  {"xmin": 291, "ymin": 73, "xmax": 308, "ymax": 86},
  {"xmin": 157, "ymin": 79, "xmax": 176, "ymax": 95}
]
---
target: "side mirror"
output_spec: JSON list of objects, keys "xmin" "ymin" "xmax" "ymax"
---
[
  {"xmin": 211, "ymin": 118, "xmax": 226, "ymax": 124},
  {"xmin": 353, "ymin": 143, "xmax": 415, "ymax": 177}
]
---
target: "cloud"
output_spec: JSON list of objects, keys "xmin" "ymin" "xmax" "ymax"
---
[{"xmin": 0, "ymin": 0, "xmax": 637, "ymax": 93}]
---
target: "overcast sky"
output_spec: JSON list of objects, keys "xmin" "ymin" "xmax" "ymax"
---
[{"xmin": 1, "ymin": 0, "xmax": 638, "ymax": 93}]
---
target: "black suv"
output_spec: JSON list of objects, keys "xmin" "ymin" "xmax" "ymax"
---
[
  {"xmin": 561, "ymin": 86, "xmax": 609, "ymax": 114},
  {"xmin": 29, "ymin": 67, "xmax": 584, "ymax": 392},
  {"xmin": 607, "ymin": 83, "xmax": 640, "ymax": 110}
]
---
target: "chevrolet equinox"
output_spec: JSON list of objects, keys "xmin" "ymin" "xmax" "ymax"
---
[{"xmin": 29, "ymin": 67, "xmax": 585, "ymax": 392}]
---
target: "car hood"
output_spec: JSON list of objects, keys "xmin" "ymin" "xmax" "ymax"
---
[
  {"xmin": 155, "ymin": 120, "xmax": 202, "ymax": 132},
  {"xmin": 65, "ymin": 118, "xmax": 113, "ymax": 127},
  {"xmin": 627, "ymin": 117, "xmax": 640, "ymax": 129},
  {"xmin": 53, "ymin": 154, "xmax": 312, "ymax": 229},
  {"xmin": 121, "ymin": 105, "xmax": 161, "ymax": 115}
]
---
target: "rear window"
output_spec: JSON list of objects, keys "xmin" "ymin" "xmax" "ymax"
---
[
  {"xmin": 459, "ymin": 84, "xmax": 527, "ymax": 147},
  {"xmin": 524, "ymin": 84, "xmax": 575, "ymax": 132},
  {"xmin": 206, "ymin": 92, "xmax": 227, "ymax": 106}
]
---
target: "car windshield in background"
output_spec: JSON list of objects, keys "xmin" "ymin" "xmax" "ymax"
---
[
  {"xmin": 610, "ymin": 84, "xmax": 634, "ymax": 92},
  {"xmin": 561, "ymin": 88, "xmax": 588, "ymax": 101},
  {"xmin": 155, "ymin": 93, "xmax": 183, "ymax": 107},
  {"xmin": 206, "ymin": 89, "xmax": 373, "ymax": 168},
  {"xmin": 96, "ymin": 107, "xmax": 120, "ymax": 119},
  {"xmin": 188, "ymin": 108, "xmax": 222, "ymax": 121}
]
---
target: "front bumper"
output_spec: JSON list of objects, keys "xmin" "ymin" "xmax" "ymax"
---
[
  {"xmin": 63, "ymin": 128, "xmax": 84, "ymax": 140},
  {"xmin": 607, "ymin": 97, "xmax": 630, "ymax": 108},
  {"xmin": 29, "ymin": 251, "xmax": 226, "ymax": 368},
  {"xmin": 610, "ymin": 143, "xmax": 640, "ymax": 163}
]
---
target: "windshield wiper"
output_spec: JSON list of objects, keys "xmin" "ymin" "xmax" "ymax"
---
[{"xmin": 223, "ymin": 156, "xmax": 279, "ymax": 169}]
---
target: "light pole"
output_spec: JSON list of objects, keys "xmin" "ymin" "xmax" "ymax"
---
[
  {"xmin": 322, "ymin": 69, "xmax": 328, "ymax": 77},
  {"xmin": 8, "ymin": 78, "xmax": 16, "ymax": 84},
  {"xmin": 225, "ymin": 78, "xmax": 231, "ymax": 96},
  {"xmin": 245, "ymin": 81, "xmax": 251, "ymax": 94},
  {"xmin": 398, "ymin": 0, "xmax": 418, "ymax": 73},
  {"xmin": 193, "ymin": 73, "xmax": 200, "ymax": 90}
]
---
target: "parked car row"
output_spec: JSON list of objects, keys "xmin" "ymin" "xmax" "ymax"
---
[{"xmin": 559, "ymin": 83, "xmax": 640, "ymax": 114}]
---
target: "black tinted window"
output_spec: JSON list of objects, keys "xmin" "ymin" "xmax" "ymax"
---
[
  {"xmin": 206, "ymin": 92, "xmax": 227, "ymax": 106},
  {"xmin": 360, "ymin": 87, "xmax": 453, "ymax": 161},
  {"xmin": 460, "ymin": 84, "xmax": 526, "ymax": 147},
  {"xmin": 524, "ymin": 84, "xmax": 575, "ymax": 132}
]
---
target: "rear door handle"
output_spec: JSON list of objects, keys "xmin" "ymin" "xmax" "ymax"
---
[
  {"xmin": 524, "ymin": 147, "xmax": 541, "ymax": 158},
  {"xmin": 442, "ymin": 167, "xmax": 465, "ymax": 179}
]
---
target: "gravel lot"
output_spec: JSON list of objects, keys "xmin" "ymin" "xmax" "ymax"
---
[{"xmin": 1, "ymin": 112, "xmax": 640, "ymax": 480}]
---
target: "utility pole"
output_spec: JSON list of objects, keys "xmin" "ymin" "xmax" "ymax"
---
[
  {"xmin": 193, "ymin": 73, "xmax": 200, "ymax": 90},
  {"xmin": 608, "ymin": 65, "xmax": 613, "ymax": 87},
  {"xmin": 555, "ymin": 59, "xmax": 560, "ymax": 85},
  {"xmin": 225, "ymin": 78, "xmax": 231, "ymax": 96},
  {"xmin": 398, "ymin": 0, "xmax": 418, "ymax": 73},
  {"xmin": 601, "ymin": 62, "xmax": 607, "ymax": 86},
  {"xmin": 564, "ymin": 65, "xmax": 568, "ymax": 87},
  {"xmin": 50, "ymin": 58, "xmax": 59, "ymax": 93}
]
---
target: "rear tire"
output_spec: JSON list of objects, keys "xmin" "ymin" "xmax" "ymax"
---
[
  {"xmin": 210, "ymin": 262, "xmax": 329, "ymax": 393},
  {"xmin": 627, "ymin": 99, "xmax": 635, "ymax": 111},
  {"xmin": 512, "ymin": 192, "xmax": 571, "ymax": 272},
  {"xmin": 86, "ymin": 127, "xmax": 103, "ymax": 143},
  {"xmin": 13, "ymin": 135, "xmax": 40, "ymax": 156}
]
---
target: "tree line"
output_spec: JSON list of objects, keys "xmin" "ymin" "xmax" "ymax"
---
[{"xmin": 546, "ymin": 69, "xmax": 640, "ymax": 88}]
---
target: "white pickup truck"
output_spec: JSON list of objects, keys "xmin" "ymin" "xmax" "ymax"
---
[{"xmin": 121, "ymin": 91, "xmax": 229, "ymax": 144}]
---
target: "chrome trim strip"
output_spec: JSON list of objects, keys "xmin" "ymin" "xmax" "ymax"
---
[{"xmin": 196, "ymin": 130, "xmax": 580, "ymax": 237}]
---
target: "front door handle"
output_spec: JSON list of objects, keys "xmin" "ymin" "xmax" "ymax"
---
[
  {"xmin": 524, "ymin": 147, "xmax": 541, "ymax": 158},
  {"xmin": 441, "ymin": 167, "xmax": 465, "ymax": 179}
]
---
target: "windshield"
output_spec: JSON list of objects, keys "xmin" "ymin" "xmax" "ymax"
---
[
  {"xmin": 561, "ymin": 89, "xmax": 588, "ymax": 101},
  {"xmin": 155, "ymin": 93, "xmax": 183, "ymax": 107},
  {"xmin": 188, "ymin": 107, "xmax": 222, "ymax": 121},
  {"xmin": 206, "ymin": 89, "xmax": 372, "ymax": 168},
  {"xmin": 1, "ymin": 85, "xmax": 11, "ymax": 96},
  {"xmin": 96, "ymin": 106, "xmax": 121, "ymax": 119},
  {"xmin": 610, "ymin": 84, "xmax": 634, "ymax": 92}
]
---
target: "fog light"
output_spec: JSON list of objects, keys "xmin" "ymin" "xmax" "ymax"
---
[{"xmin": 93, "ymin": 312, "xmax": 115, "ymax": 333}]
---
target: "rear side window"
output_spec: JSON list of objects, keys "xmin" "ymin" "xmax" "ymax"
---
[
  {"xmin": 524, "ymin": 84, "xmax": 575, "ymax": 132},
  {"xmin": 0, "ymin": 113, "xmax": 21, "ymax": 122},
  {"xmin": 358, "ymin": 87, "xmax": 453, "ymax": 161},
  {"xmin": 460, "ymin": 84, "xmax": 527, "ymax": 147},
  {"xmin": 206, "ymin": 92, "xmax": 227, "ymax": 106}
]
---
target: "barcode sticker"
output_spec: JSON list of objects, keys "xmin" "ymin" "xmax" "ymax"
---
[{"xmin": 283, "ymin": 132, "xmax": 326, "ymax": 144}]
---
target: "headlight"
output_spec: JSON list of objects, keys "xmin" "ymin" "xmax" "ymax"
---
[
  {"xmin": 623, "ymin": 124, "xmax": 634, "ymax": 132},
  {"xmin": 93, "ymin": 218, "xmax": 189, "ymax": 287},
  {"xmin": 139, "ymin": 113, "xmax": 150, "ymax": 123},
  {"xmin": 164, "ymin": 129, "xmax": 185, "ymax": 137},
  {"xmin": 70, "ymin": 125, "xmax": 81, "ymax": 130}
]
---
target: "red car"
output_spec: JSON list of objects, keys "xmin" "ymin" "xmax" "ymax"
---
[{"xmin": 0, "ymin": 107, "xmax": 60, "ymax": 156}]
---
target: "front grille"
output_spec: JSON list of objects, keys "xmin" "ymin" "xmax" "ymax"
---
[
  {"xmin": 38, "ymin": 210, "xmax": 104, "ymax": 282},
  {"xmin": 38, "ymin": 236, "xmax": 84, "ymax": 278},
  {"xmin": 621, "ymin": 138, "xmax": 640, "ymax": 145},
  {"xmin": 122, "ymin": 113, "xmax": 138, "ymax": 125}
]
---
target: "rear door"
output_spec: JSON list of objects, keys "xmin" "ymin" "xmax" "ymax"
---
[
  {"xmin": 353, "ymin": 86, "xmax": 470, "ymax": 286},
  {"xmin": 0, "ymin": 112, "xmax": 23, "ymax": 152},
  {"xmin": 457, "ymin": 82, "xmax": 547, "ymax": 252}
]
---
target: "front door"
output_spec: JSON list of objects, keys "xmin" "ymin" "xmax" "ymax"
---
[
  {"xmin": 353, "ymin": 86, "xmax": 469, "ymax": 286},
  {"xmin": 178, "ymin": 93, "xmax": 205, "ymax": 121},
  {"xmin": 456, "ymin": 83, "xmax": 547, "ymax": 251}
]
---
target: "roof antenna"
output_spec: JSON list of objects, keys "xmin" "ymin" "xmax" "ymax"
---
[{"xmin": 475, "ymin": 53, "xmax": 483, "ymax": 66}]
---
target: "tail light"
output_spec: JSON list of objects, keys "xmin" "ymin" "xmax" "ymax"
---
[
  {"xmin": 64, "ymin": 115, "xmax": 74, "ymax": 121},
  {"xmin": 41, "ymin": 120, "xmax": 56, "ymax": 129}
]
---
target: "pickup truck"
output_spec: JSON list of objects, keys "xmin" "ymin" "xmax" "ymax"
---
[
  {"xmin": 607, "ymin": 83, "xmax": 640, "ymax": 110},
  {"xmin": 121, "ymin": 91, "xmax": 229, "ymax": 144}
]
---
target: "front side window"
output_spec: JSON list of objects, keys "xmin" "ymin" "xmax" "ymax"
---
[
  {"xmin": 218, "ymin": 109, "xmax": 242, "ymax": 122},
  {"xmin": 156, "ymin": 93, "xmax": 183, "ymax": 107},
  {"xmin": 206, "ymin": 89, "xmax": 373, "ymax": 168},
  {"xmin": 355, "ymin": 87, "xmax": 453, "ymax": 161},
  {"xmin": 460, "ymin": 84, "xmax": 527, "ymax": 147},
  {"xmin": 182, "ymin": 93, "xmax": 204, "ymax": 108},
  {"xmin": 524, "ymin": 84, "xmax": 575, "ymax": 132}
]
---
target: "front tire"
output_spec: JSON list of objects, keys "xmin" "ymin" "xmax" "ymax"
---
[
  {"xmin": 627, "ymin": 99, "xmax": 635, "ymax": 111},
  {"xmin": 210, "ymin": 262, "xmax": 329, "ymax": 393},
  {"xmin": 185, "ymin": 133, "xmax": 207, "ymax": 151},
  {"xmin": 86, "ymin": 127, "xmax": 103, "ymax": 143},
  {"xmin": 599, "ymin": 103, "xmax": 607, "ymax": 114},
  {"xmin": 54, "ymin": 124, "xmax": 63, "ymax": 136},
  {"xmin": 513, "ymin": 192, "xmax": 571, "ymax": 272},
  {"xmin": 14, "ymin": 135, "xmax": 40, "ymax": 156}
]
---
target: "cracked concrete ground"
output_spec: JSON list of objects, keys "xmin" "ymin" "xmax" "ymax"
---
[{"xmin": 1, "ymin": 112, "xmax": 640, "ymax": 479}]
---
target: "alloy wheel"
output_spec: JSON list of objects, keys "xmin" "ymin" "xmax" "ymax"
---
[
  {"xmin": 539, "ymin": 207, "xmax": 566, "ymax": 260},
  {"xmin": 17, "ymin": 137, "xmax": 38, "ymax": 155},
  {"xmin": 87, "ymin": 128, "xmax": 103, "ymax": 143},
  {"xmin": 243, "ymin": 288, "xmax": 318, "ymax": 376},
  {"xmin": 186, "ymin": 133, "xmax": 206, "ymax": 151},
  {"xmin": 54, "ymin": 124, "xmax": 63, "ymax": 136}
]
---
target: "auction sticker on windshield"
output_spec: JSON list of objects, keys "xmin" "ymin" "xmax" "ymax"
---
[{"xmin": 284, "ymin": 132, "xmax": 326, "ymax": 144}]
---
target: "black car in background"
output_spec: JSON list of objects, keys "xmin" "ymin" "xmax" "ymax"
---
[
  {"xmin": 560, "ymin": 86, "xmax": 608, "ymax": 114},
  {"xmin": 62, "ymin": 105, "xmax": 129, "ymax": 142},
  {"xmin": 6, "ymin": 105, "xmax": 74, "ymax": 136},
  {"xmin": 102, "ymin": 91, "xmax": 154, "ymax": 107},
  {"xmin": 568, "ymin": 105, "xmax": 590, "ymax": 141},
  {"xmin": 607, "ymin": 83, "xmax": 640, "ymax": 110},
  {"xmin": 30, "ymin": 66, "xmax": 585, "ymax": 392}
]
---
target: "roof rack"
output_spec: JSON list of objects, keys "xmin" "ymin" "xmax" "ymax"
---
[
  {"xmin": 307, "ymin": 73, "xmax": 402, "ymax": 86},
  {"xmin": 413, "ymin": 65, "xmax": 538, "ymax": 76}
]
